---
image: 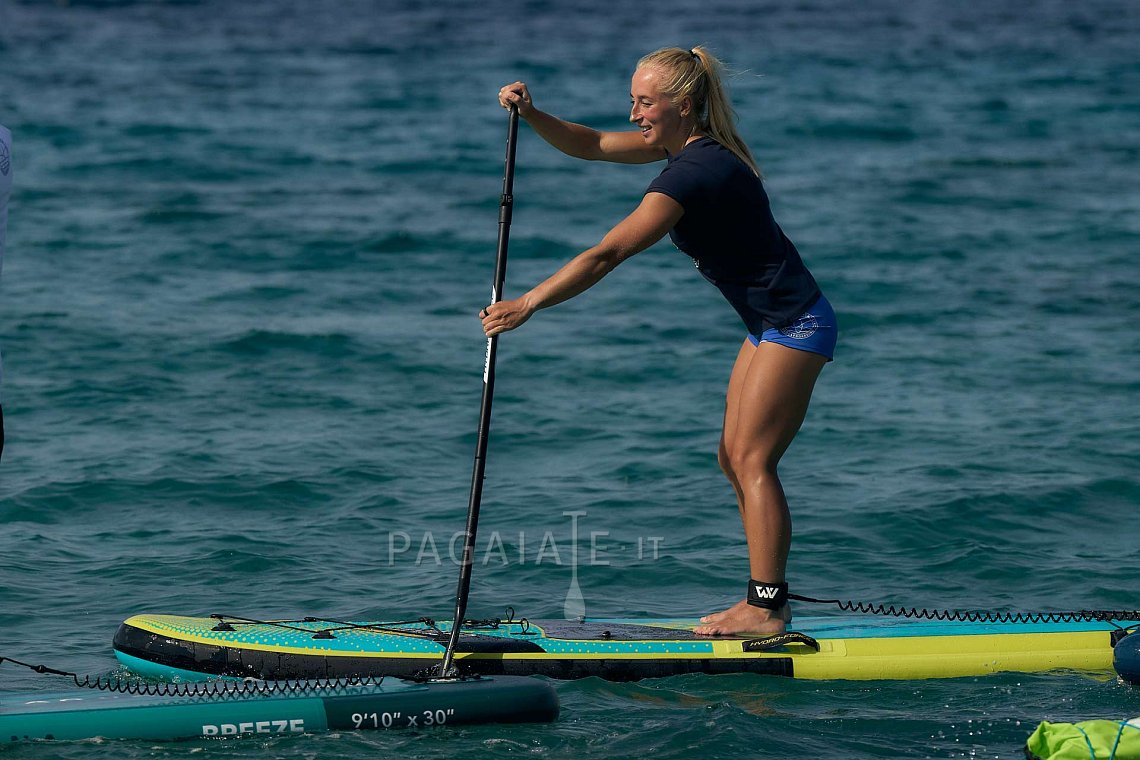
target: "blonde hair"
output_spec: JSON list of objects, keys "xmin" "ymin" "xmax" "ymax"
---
[{"xmin": 637, "ymin": 46, "xmax": 760, "ymax": 177}]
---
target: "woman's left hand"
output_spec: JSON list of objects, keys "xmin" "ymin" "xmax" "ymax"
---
[{"xmin": 480, "ymin": 297, "xmax": 535, "ymax": 337}]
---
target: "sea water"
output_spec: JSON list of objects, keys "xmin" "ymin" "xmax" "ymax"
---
[{"xmin": 0, "ymin": 0, "xmax": 1137, "ymax": 757}]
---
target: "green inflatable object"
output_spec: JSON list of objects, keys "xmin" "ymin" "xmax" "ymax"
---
[{"xmin": 1026, "ymin": 719, "xmax": 1140, "ymax": 760}]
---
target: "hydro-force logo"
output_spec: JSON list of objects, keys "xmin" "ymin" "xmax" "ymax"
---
[
  {"xmin": 753, "ymin": 585, "xmax": 780, "ymax": 600},
  {"xmin": 778, "ymin": 312, "xmax": 819, "ymax": 340},
  {"xmin": 201, "ymin": 719, "xmax": 304, "ymax": 737}
]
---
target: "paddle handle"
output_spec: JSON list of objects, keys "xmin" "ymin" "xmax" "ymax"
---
[{"xmin": 438, "ymin": 106, "xmax": 519, "ymax": 678}]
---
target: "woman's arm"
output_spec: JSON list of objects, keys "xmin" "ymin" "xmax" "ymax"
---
[
  {"xmin": 499, "ymin": 82, "xmax": 665, "ymax": 165},
  {"xmin": 480, "ymin": 192, "xmax": 683, "ymax": 337}
]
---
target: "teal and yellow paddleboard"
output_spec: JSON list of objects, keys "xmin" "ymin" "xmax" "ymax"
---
[{"xmin": 113, "ymin": 613, "xmax": 1131, "ymax": 682}]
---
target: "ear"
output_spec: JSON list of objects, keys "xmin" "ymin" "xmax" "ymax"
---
[{"xmin": 678, "ymin": 95, "xmax": 694, "ymax": 119}]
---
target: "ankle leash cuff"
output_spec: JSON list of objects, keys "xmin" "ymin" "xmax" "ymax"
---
[{"xmin": 747, "ymin": 579, "xmax": 789, "ymax": 610}]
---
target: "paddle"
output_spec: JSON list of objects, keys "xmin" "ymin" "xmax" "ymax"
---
[{"xmin": 437, "ymin": 105, "xmax": 520, "ymax": 678}]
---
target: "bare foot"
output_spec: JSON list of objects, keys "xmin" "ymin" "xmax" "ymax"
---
[
  {"xmin": 698, "ymin": 598, "xmax": 748, "ymax": 626},
  {"xmin": 694, "ymin": 600, "xmax": 791, "ymax": 636}
]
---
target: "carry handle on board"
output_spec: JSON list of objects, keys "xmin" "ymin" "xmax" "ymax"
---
[{"xmin": 437, "ymin": 105, "xmax": 520, "ymax": 678}]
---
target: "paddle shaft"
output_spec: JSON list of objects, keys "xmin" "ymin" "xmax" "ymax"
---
[{"xmin": 438, "ymin": 106, "xmax": 519, "ymax": 677}]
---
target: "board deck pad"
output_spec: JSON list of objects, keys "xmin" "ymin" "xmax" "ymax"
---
[{"xmin": 113, "ymin": 612, "xmax": 1133, "ymax": 683}]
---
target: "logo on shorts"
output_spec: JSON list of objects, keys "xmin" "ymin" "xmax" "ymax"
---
[
  {"xmin": 778, "ymin": 312, "xmax": 819, "ymax": 340},
  {"xmin": 0, "ymin": 141, "xmax": 9, "ymax": 176}
]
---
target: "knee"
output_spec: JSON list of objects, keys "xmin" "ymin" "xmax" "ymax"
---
[{"xmin": 725, "ymin": 446, "xmax": 779, "ymax": 486}]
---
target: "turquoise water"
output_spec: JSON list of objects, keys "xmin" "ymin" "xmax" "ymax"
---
[{"xmin": 1, "ymin": 0, "xmax": 1138, "ymax": 756}]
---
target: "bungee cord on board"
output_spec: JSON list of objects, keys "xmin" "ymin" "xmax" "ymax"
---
[
  {"xmin": 0, "ymin": 655, "xmax": 400, "ymax": 699},
  {"xmin": 205, "ymin": 607, "xmax": 534, "ymax": 640},
  {"xmin": 788, "ymin": 593, "xmax": 1140, "ymax": 627}
]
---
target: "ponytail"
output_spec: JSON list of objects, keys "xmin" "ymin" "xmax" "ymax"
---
[{"xmin": 637, "ymin": 46, "xmax": 760, "ymax": 177}]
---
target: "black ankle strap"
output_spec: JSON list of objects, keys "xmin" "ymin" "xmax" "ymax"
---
[{"xmin": 747, "ymin": 579, "xmax": 789, "ymax": 610}]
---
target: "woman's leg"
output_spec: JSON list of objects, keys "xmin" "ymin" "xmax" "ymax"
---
[
  {"xmin": 717, "ymin": 338, "xmax": 755, "ymax": 523},
  {"xmin": 696, "ymin": 341, "xmax": 826, "ymax": 636}
]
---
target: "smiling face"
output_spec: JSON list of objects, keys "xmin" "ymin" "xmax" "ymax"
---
[{"xmin": 629, "ymin": 66, "xmax": 692, "ymax": 153}]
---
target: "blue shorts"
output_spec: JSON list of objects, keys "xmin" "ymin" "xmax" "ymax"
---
[{"xmin": 747, "ymin": 294, "xmax": 837, "ymax": 361}]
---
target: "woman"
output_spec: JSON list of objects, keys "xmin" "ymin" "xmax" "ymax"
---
[{"xmin": 483, "ymin": 47, "xmax": 837, "ymax": 636}]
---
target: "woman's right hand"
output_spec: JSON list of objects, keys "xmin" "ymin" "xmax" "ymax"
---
[
  {"xmin": 480, "ymin": 296, "xmax": 535, "ymax": 337},
  {"xmin": 498, "ymin": 82, "xmax": 535, "ymax": 117}
]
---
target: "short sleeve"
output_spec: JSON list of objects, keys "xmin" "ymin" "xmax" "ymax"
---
[{"xmin": 646, "ymin": 154, "xmax": 709, "ymax": 212}]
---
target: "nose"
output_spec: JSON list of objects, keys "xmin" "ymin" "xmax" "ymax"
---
[{"xmin": 629, "ymin": 103, "xmax": 639, "ymax": 123}]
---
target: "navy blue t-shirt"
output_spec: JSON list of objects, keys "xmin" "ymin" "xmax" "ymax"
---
[{"xmin": 646, "ymin": 137, "xmax": 821, "ymax": 333}]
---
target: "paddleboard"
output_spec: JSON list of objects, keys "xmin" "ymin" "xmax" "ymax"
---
[
  {"xmin": 0, "ymin": 675, "xmax": 558, "ymax": 742},
  {"xmin": 113, "ymin": 612, "xmax": 1135, "ymax": 682}
]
